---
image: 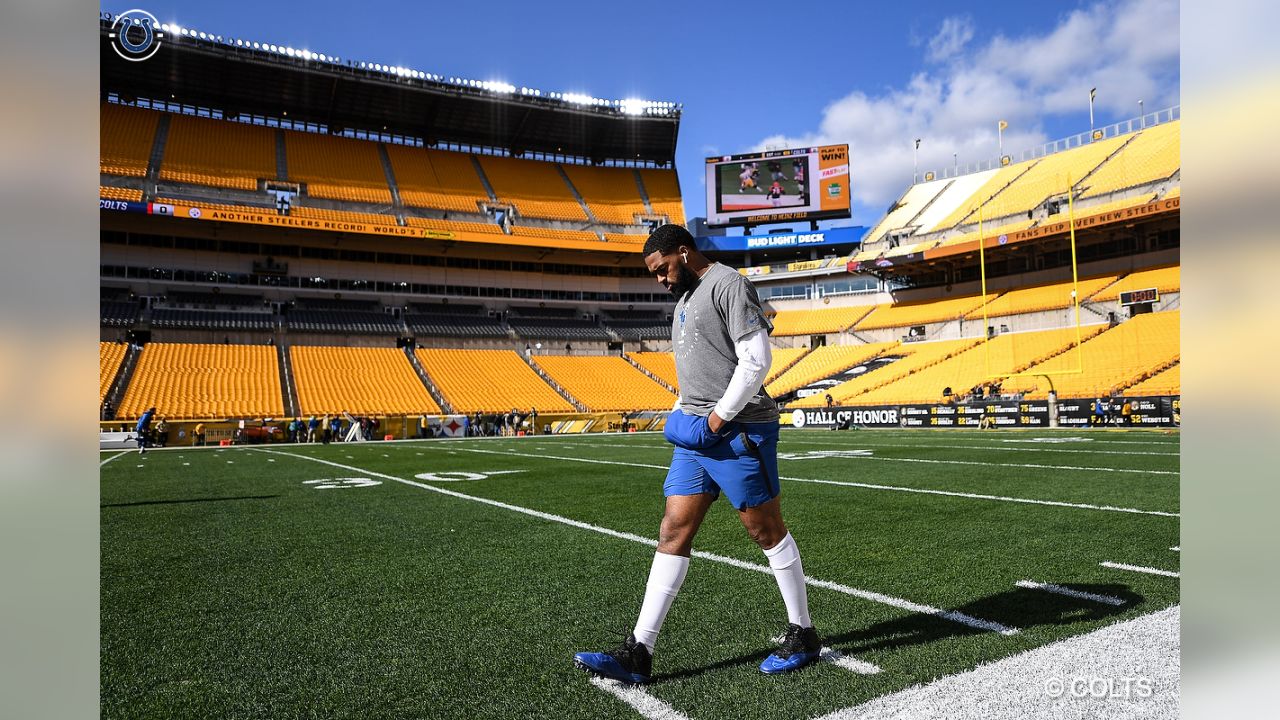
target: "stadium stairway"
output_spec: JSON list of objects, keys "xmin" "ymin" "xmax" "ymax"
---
[
  {"xmin": 378, "ymin": 143, "xmax": 404, "ymax": 211},
  {"xmin": 555, "ymin": 165, "xmax": 598, "ymax": 224},
  {"xmin": 275, "ymin": 130, "xmax": 287, "ymax": 181},
  {"xmin": 102, "ymin": 343, "xmax": 142, "ymax": 419},
  {"xmin": 403, "ymin": 346, "xmax": 455, "ymax": 413},
  {"xmin": 632, "ymin": 169, "xmax": 655, "ymax": 215},
  {"xmin": 518, "ymin": 353, "xmax": 587, "ymax": 412},
  {"xmin": 145, "ymin": 113, "xmax": 171, "ymax": 193},
  {"xmin": 622, "ymin": 354, "xmax": 677, "ymax": 394},
  {"xmin": 276, "ymin": 343, "xmax": 300, "ymax": 417},
  {"xmin": 470, "ymin": 155, "xmax": 499, "ymax": 202}
]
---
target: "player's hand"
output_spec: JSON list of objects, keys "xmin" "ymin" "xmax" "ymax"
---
[{"xmin": 707, "ymin": 411, "xmax": 726, "ymax": 434}]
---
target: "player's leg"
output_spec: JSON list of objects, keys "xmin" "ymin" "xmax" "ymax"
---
[
  {"xmin": 704, "ymin": 423, "xmax": 820, "ymax": 673},
  {"xmin": 574, "ymin": 452, "xmax": 717, "ymax": 683}
]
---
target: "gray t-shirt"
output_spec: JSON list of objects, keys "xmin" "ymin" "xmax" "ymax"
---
[{"xmin": 671, "ymin": 263, "xmax": 779, "ymax": 423}]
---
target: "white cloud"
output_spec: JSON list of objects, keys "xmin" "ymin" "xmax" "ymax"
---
[
  {"xmin": 752, "ymin": 0, "xmax": 1179, "ymax": 210},
  {"xmin": 927, "ymin": 16, "xmax": 974, "ymax": 63}
]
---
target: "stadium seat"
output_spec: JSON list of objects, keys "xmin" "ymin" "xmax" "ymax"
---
[
  {"xmin": 1089, "ymin": 266, "xmax": 1180, "ymax": 302},
  {"xmin": 417, "ymin": 348, "xmax": 573, "ymax": 413},
  {"xmin": 791, "ymin": 338, "xmax": 982, "ymax": 407},
  {"xmin": 854, "ymin": 294, "xmax": 994, "ymax": 332},
  {"xmin": 100, "ymin": 186, "xmax": 143, "ymax": 202},
  {"xmin": 626, "ymin": 352, "xmax": 679, "ymax": 390},
  {"xmin": 637, "ymin": 169, "xmax": 686, "ymax": 225},
  {"xmin": 765, "ymin": 342, "xmax": 899, "ymax": 398},
  {"xmin": 404, "ymin": 216, "xmax": 506, "ymax": 234},
  {"xmin": 966, "ymin": 275, "xmax": 1120, "ymax": 319},
  {"xmin": 1001, "ymin": 310, "xmax": 1180, "ymax": 399},
  {"xmin": 117, "ymin": 343, "xmax": 285, "ymax": 419},
  {"xmin": 100, "ymin": 103, "xmax": 158, "ymax": 178},
  {"xmin": 561, "ymin": 164, "xmax": 649, "ymax": 224},
  {"xmin": 769, "ymin": 306, "xmax": 875, "ymax": 336},
  {"xmin": 100, "ymin": 342, "xmax": 128, "ymax": 404},
  {"xmin": 533, "ymin": 355, "xmax": 676, "ymax": 412},
  {"xmin": 478, "ymin": 155, "xmax": 589, "ymax": 221},
  {"xmin": 1079, "ymin": 121, "xmax": 1180, "ymax": 199},
  {"xmin": 160, "ymin": 114, "xmax": 276, "ymax": 191},
  {"xmin": 285, "ymin": 130, "xmax": 393, "ymax": 204},
  {"xmin": 291, "ymin": 346, "xmax": 439, "ymax": 416},
  {"xmin": 288, "ymin": 206, "xmax": 400, "ymax": 225},
  {"xmin": 847, "ymin": 325, "xmax": 1109, "ymax": 406},
  {"xmin": 1125, "ymin": 363, "xmax": 1180, "ymax": 396},
  {"xmin": 386, "ymin": 145, "xmax": 490, "ymax": 212},
  {"xmin": 765, "ymin": 347, "xmax": 812, "ymax": 384}
]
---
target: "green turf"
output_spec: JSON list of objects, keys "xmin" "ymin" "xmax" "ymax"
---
[{"xmin": 101, "ymin": 428, "xmax": 1179, "ymax": 719}]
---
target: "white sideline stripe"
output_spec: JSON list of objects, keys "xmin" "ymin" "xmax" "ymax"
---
[
  {"xmin": 1100, "ymin": 561, "xmax": 1180, "ymax": 578},
  {"xmin": 1015, "ymin": 580, "xmax": 1126, "ymax": 606},
  {"xmin": 821, "ymin": 646, "xmax": 883, "ymax": 675},
  {"xmin": 588, "ymin": 677, "xmax": 689, "ymax": 720},
  {"xmin": 419, "ymin": 445, "xmax": 1179, "ymax": 518},
  {"xmin": 258, "ymin": 449, "xmax": 1017, "ymax": 635},
  {"xmin": 764, "ymin": 439, "xmax": 1180, "ymax": 457},
  {"xmin": 502, "ymin": 439, "xmax": 1178, "ymax": 475},
  {"xmin": 99, "ymin": 451, "xmax": 128, "ymax": 468},
  {"xmin": 813, "ymin": 606, "xmax": 1180, "ymax": 720}
]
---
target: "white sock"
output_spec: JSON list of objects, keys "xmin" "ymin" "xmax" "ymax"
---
[
  {"xmin": 632, "ymin": 552, "xmax": 689, "ymax": 652},
  {"xmin": 763, "ymin": 532, "xmax": 812, "ymax": 628}
]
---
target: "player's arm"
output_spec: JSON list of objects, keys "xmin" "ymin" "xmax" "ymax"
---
[{"xmin": 707, "ymin": 328, "xmax": 772, "ymax": 432}]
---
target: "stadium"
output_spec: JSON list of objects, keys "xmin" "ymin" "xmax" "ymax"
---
[{"xmin": 99, "ymin": 6, "xmax": 1180, "ymax": 719}]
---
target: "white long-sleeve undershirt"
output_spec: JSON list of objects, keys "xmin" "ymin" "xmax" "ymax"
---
[{"xmin": 712, "ymin": 328, "xmax": 772, "ymax": 422}]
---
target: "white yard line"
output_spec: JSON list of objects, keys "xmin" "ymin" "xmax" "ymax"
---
[
  {"xmin": 1170, "ymin": 546, "xmax": 1179, "ymax": 552},
  {"xmin": 256, "ymin": 449, "xmax": 1017, "ymax": 635},
  {"xmin": 1015, "ymin": 580, "xmax": 1126, "ymax": 606},
  {"xmin": 412, "ymin": 445, "xmax": 1179, "ymax": 518},
  {"xmin": 820, "ymin": 646, "xmax": 883, "ymax": 674},
  {"xmin": 588, "ymin": 677, "xmax": 690, "ymax": 720},
  {"xmin": 770, "ymin": 439, "xmax": 1179, "ymax": 457},
  {"xmin": 1099, "ymin": 562, "xmax": 1180, "ymax": 578},
  {"xmin": 99, "ymin": 451, "xmax": 129, "ymax": 468},
  {"xmin": 812, "ymin": 606, "xmax": 1180, "ymax": 720}
]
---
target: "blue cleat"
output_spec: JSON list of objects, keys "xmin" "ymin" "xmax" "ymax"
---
[
  {"xmin": 573, "ymin": 633, "xmax": 652, "ymax": 684},
  {"xmin": 760, "ymin": 623, "xmax": 821, "ymax": 674}
]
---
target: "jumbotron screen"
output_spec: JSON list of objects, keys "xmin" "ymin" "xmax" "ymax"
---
[{"xmin": 704, "ymin": 144, "xmax": 850, "ymax": 228}]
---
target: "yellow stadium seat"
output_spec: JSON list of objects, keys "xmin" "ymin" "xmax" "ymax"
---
[
  {"xmin": 1125, "ymin": 363, "xmax": 1180, "ymax": 396},
  {"xmin": 638, "ymin": 169, "xmax": 686, "ymax": 225},
  {"xmin": 101, "ymin": 103, "xmax": 158, "ymax": 178},
  {"xmin": 100, "ymin": 342, "xmax": 128, "ymax": 404},
  {"xmin": 285, "ymin": 131, "xmax": 392, "ymax": 204},
  {"xmin": 1080, "ymin": 121, "xmax": 1180, "ymax": 199},
  {"xmin": 791, "ymin": 338, "xmax": 981, "ymax": 407},
  {"xmin": 478, "ymin": 155, "xmax": 588, "ymax": 221},
  {"xmin": 770, "ymin": 306, "xmax": 875, "ymax": 336},
  {"xmin": 1001, "ymin": 311, "xmax": 1179, "ymax": 399},
  {"xmin": 562, "ymin": 165, "xmax": 649, "ymax": 224},
  {"xmin": 533, "ymin": 355, "xmax": 676, "ymax": 411},
  {"xmin": 967, "ymin": 275, "xmax": 1120, "ymax": 319},
  {"xmin": 627, "ymin": 352, "xmax": 679, "ymax": 389},
  {"xmin": 100, "ymin": 186, "xmax": 143, "ymax": 202},
  {"xmin": 386, "ymin": 145, "xmax": 490, "ymax": 212},
  {"xmin": 160, "ymin": 114, "xmax": 275, "ymax": 191},
  {"xmin": 766, "ymin": 342, "xmax": 899, "ymax": 398},
  {"xmin": 854, "ymin": 295, "xmax": 993, "ymax": 331},
  {"xmin": 418, "ymin": 349, "xmax": 573, "ymax": 413},
  {"xmin": 1090, "ymin": 266, "xmax": 1180, "ymax": 302},
  {"xmin": 291, "ymin": 346, "xmax": 439, "ymax": 416},
  {"xmin": 117, "ymin": 343, "xmax": 285, "ymax": 419},
  {"xmin": 289, "ymin": 206, "xmax": 400, "ymax": 225}
]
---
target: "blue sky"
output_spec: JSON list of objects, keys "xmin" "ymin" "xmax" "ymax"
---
[{"xmin": 103, "ymin": 0, "xmax": 1179, "ymax": 232}]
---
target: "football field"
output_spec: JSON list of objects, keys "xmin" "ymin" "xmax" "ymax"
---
[{"xmin": 100, "ymin": 429, "xmax": 1180, "ymax": 719}]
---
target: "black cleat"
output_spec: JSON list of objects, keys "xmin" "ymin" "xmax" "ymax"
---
[
  {"xmin": 760, "ymin": 623, "xmax": 821, "ymax": 674},
  {"xmin": 573, "ymin": 633, "xmax": 653, "ymax": 684}
]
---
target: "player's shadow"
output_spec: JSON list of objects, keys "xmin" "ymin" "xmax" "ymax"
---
[
  {"xmin": 100, "ymin": 494, "xmax": 281, "ymax": 508},
  {"xmin": 653, "ymin": 583, "xmax": 1143, "ymax": 683}
]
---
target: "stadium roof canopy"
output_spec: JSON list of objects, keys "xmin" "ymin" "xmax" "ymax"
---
[{"xmin": 99, "ymin": 17, "xmax": 681, "ymax": 165}]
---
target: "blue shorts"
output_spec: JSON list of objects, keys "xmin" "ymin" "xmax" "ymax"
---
[{"xmin": 663, "ymin": 420, "xmax": 781, "ymax": 510}]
